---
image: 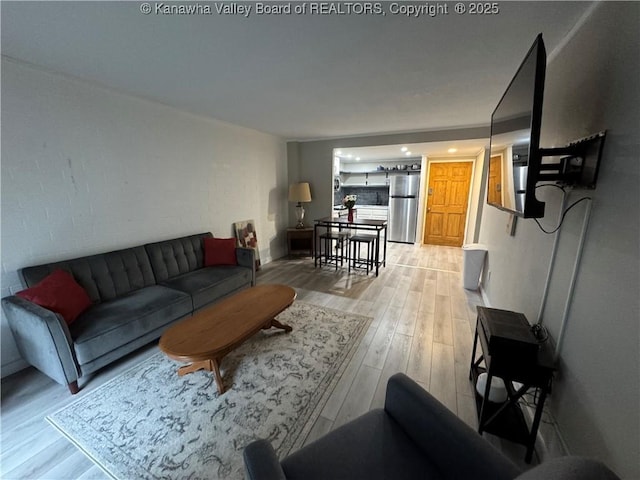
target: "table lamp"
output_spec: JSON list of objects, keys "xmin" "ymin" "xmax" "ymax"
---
[{"xmin": 289, "ymin": 182, "xmax": 312, "ymax": 228}]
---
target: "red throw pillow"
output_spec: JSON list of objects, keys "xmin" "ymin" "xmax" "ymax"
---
[
  {"xmin": 204, "ymin": 237, "xmax": 238, "ymax": 266},
  {"xmin": 16, "ymin": 269, "xmax": 92, "ymax": 325}
]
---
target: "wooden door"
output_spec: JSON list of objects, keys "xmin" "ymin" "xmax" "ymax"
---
[
  {"xmin": 423, "ymin": 162, "xmax": 473, "ymax": 247},
  {"xmin": 488, "ymin": 155, "xmax": 502, "ymax": 206}
]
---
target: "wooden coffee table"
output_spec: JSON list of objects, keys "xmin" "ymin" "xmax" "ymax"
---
[{"xmin": 159, "ymin": 284, "xmax": 296, "ymax": 394}]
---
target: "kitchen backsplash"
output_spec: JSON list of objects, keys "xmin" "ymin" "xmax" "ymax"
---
[{"xmin": 335, "ymin": 186, "xmax": 389, "ymax": 206}]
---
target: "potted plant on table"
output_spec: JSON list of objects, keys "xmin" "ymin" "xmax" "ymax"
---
[{"xmin": 342, "ymin": 194, "xmax": 357, "ymax": 223}]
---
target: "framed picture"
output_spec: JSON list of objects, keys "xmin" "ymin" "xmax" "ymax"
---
[{"xmin": 234, "ymin": 219, "xmax": 261, "ymax": 270}]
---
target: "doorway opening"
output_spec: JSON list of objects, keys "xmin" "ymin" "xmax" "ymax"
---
[{"xmin": 331, "ymin": 141, "xmax": 487, "ymax": 247}]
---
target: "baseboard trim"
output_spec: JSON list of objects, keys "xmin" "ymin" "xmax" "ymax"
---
[
  {"xmin": 479, "ymin": 284, "xmax": 491, "ymax": 307},
  {"xmin": 1, "ymin": 357, "xmax": 29, "ymax": 378},
  {"xmin": 519, "ymin": 393, "xmax": 570, "ymax": 462}
]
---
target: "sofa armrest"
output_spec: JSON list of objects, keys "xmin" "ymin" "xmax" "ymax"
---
[
  {"xmin": 384, "ymin": 373, "xmax": 521, "ymax": 480},
  {"xmin": 1, "ymin": 296, "xmax": 79, "ymax": 387},
  {"xmin": 236, "ymin": 247, "xmax": 256, "ymax": 286},
  {"xmin": 514, "ymin": 456, "xmax": 620, "ymax": 480},
  {"xmin": 243, "ymin": 439, "xmax": 287, "ymax": 480}
]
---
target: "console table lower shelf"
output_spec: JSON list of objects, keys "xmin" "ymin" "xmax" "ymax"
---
[{"xmin": 470, "ymin": 366, "xmax": 538, "ymax": 448}]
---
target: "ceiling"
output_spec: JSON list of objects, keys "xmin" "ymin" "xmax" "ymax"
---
[
  {"xmin": 1, "ymin": 2, "xmax": 592, "ymax": 141},
  {"xmin": 337, "ymin": 139, "xmax": 487, "ymax": 163}
]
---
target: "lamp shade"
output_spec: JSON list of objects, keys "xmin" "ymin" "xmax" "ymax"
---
[{"xmin": 288, "ymin": 182, "xmax": 312, "ymax": 203}]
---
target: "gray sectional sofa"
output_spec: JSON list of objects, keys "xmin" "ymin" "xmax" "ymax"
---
[{"xmin": 1, "ymin": 232, "xmax": 255, "ymax": 394}]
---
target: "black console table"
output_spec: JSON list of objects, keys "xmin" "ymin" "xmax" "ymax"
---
[{"xmin": 469, "ymin": 307, "xmax": 555, "ymax": 463}]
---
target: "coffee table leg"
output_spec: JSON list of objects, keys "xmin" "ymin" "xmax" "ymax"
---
[
  {"xmin": 177, "ymin": 359, "xmax": 226, "ymax": 394},
  {"xmin": 210, "ymin": 358, "xmax": 226, "ymax": 395},
  {"xmin": 265, "ymin": 318, "xmax": 292, "ymax": 332},
  {"xmin": 177, "ymin": 360, "xmax": 212, "ymax": 376}
]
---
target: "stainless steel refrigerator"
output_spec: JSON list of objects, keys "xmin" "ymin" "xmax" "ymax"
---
[{"xmin": 388, "ymin": 175, "xmax": 420, "ymax": 243}]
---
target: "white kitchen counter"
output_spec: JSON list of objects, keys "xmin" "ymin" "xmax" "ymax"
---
[
  {"xmin": 333, "ymin": 204, "xmax": 388, "ymax": 210},
  {"xmin": 334, "ymin": 204, "xmax": 388, "ymax": 220}
]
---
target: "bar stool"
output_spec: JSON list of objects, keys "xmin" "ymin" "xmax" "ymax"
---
[
  {"xmin": 348, "ymin": 234, "xmax": 376, "ymax": 274},
  {"xmin": 319, "ymin": 231, "xmax": 348, "ymax": 270}
]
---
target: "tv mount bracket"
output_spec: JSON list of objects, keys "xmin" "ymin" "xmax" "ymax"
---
[{"xmin": 537, "ymin": 130, "xmax": 607, "ymax": 188}]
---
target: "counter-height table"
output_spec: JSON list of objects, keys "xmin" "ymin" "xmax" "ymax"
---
[{"xmin": 313, "ymin": 217, "xmax": 388, "ymax": 276}]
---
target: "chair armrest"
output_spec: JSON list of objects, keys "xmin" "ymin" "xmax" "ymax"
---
[
  {"xmin": 236, "ymin": 247, "xmax": 256, "ymax": 286},
  {"xmin": 1, "ymin": 296, "xmax": 79, "ymax": 387},
  {"xmin": 384, "ymin": 373, "xmax": 521, "ymax": 480},
  {"xmin": 243, "ymin": 439, "xmax": 287, "ymax": 480}
]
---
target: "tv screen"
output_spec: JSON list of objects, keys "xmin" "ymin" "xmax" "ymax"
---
[{"xmin": 488, "ymin": 34, "xmax": 546, "ymax": 218}]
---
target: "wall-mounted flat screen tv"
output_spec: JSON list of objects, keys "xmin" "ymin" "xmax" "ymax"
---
[{"xmin": 488, "ymin": 34, "xmax": 546, "ymax": 218}]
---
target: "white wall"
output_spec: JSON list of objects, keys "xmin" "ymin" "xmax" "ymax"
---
[
  {"xmin": 1, "ymin": 58, "xmax": 288, "ymax": 376},
  {"xmin": 478, "ymin": 3, "xmax": 639, "ymax": 477}
]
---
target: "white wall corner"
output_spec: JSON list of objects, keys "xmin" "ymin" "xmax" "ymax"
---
[{"xmin": 1, "ymin": 357, "xmax": 29, "ymax": 378}]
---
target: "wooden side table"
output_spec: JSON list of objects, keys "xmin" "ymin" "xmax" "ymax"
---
[
  {"xmin": 287, "ymin": 228, "xmax": 314, "ymax": 256},
  {"xmin": 469, "ymin": 306, "xmax": 555, "ymax": 463}
]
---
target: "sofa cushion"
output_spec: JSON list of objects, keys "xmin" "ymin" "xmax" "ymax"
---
[
  {"xmin": 145, "ymin": 233, "xmax": 212, "ymax": 282},
  {"xmin": 204, "ymin": 237, "xmax": 238, "ymax": 266},
  {"xmin": 16, "ymin": 270, "xmax": 92, "ymax": 325},
  {"xmin": 161, "ymin": 266, "xmax": 251, "ymax": 310},
  {"xmin": 281, "ymin": 409, "xmax": 445, "ymax": 480},
  {"xmin": 70, "ymin": 285, "xmax": 191, "ymax": 365},
  {"xmin": 20, "ymin": 246, "xmax": 157, "ymax": 303}
]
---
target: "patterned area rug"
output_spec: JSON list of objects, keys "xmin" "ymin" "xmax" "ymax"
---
[{"xmin": 47, "ymin": 301, "xmax": 371, "ymax": 480}]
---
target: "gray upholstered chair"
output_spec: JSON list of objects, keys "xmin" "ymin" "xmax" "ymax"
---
[{"xmin": 243, "ymin": 373, "xmax": 619, "ymax": 480}]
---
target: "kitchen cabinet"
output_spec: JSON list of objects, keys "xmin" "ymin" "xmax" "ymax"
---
[
  {"xmin": 356, "ymin": 206, "xmax": 388, "ymax": 221},
  {"xmin": 334, "ymin": 206, "xmax": 387, "ymax": 221}
]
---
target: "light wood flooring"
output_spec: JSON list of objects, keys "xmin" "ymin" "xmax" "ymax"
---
[{"xmin": 1, "ymin": 243, "xmax": 537, "ymax": 479}]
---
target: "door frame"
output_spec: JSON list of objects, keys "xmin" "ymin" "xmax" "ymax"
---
[{"xmin": 421, "ymin": 157, "xmax": 477, "ymax": 246}]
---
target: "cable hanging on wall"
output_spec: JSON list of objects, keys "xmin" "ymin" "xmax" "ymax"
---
[{"xmin": 533, "ymin": 184, "xmax": 592, "ymax": 234}]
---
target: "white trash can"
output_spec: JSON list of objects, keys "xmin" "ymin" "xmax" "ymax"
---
[{"xmin": 462, "ymin": 243, "xmax": 487, "ymax": 290}]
